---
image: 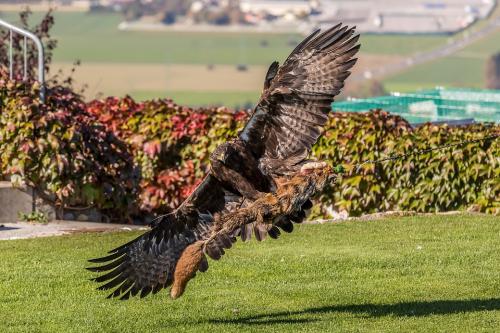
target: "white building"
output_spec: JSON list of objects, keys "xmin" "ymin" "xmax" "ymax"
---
[
  {"xmin": 315, "ymin": 0, "xmax": 497, "ymax": 34},
  {"xmin": 240, "ymin": 0, "xmax": 319, "ymax": 17}
]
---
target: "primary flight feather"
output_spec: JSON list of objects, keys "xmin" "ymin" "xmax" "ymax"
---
[{"xmin": 88, "ymin": 24, "xmax": 360, "ymax": 300}]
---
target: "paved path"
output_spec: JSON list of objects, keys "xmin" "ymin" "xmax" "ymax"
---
[{"xmin": 0, "ymin": 221, "xmax": 148, "ymax": 241}]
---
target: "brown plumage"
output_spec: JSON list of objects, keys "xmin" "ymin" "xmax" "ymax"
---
[
  {"xmin": 170, "ymin": 241, "xmax": 205, "ymax": 299},
  {"xmin": 171, "ymin": 165, "xmax": 335, "ymax": 299},
  {"xmin": 88, "ymin": 24, "xmax": 359, "ymax": 300}
]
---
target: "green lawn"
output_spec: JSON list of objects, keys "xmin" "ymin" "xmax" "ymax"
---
[{"xmin": 1, "ymin": 215, "xmax": 499, "ymax": 332}]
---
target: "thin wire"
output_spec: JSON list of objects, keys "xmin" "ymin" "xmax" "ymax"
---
[
  {"xmin": 152, "ymin": 133, "xmax": 499, "ymax": 224},
  {"xmin": 353, "ymin": 133, "xmax": 499, "ymax": 173}
]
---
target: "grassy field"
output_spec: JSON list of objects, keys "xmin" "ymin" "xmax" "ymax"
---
[
  {"xmin": 0, "ymin": 12, "xmax": 447, "ymax": 65},
  {"xmin": 385, "ymin": 8, "xmax": 500, "ymax": 92},
  {"xmin": 129, "ymin": 90, "xmax": 260, "ymax": 107},
  {"xmin": 55, "ymin": 53, "xmax": 399, "ymax": 102},
  {"xmin": 1, "ymin": 215, "xmax": 499, "ymax": 332},
  {"xmin": 1, "ymin": 10, "xmax": 498, "ymax": 103},
  {"xmin": 0, "ymin": 10, "xmax": 448, "ymax": 103},
  {"xmin": 385, "ymin": 56, "xmax": 486, "ymax": 91},
  {"xmin": 385, "ymin": 30, "xmax": 500, "ymax": 91}
]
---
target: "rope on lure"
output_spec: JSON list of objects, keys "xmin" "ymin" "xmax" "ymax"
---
[{"xmin": 333, "ymin": 133, "xmax": 500, "ymax": 175}]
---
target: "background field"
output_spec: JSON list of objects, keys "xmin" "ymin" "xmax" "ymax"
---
[
  {"xmin": 0, "ymin": 12, "xmax": 447, "ymax": 63},
  {"xmin": 0, "ymin": 11, "xmax": 463, "ymax": 105},
  {"xmin": 384, "ymin": 34, "xmax": 500, "ymax": 91},
  {"xmin": 1, "ymin": 10, "xmax": 499, "ymax": 106},
  {"xmin": 0, "ymin": 215, "xmax": 499, "ymax": 332},
  {"xmin": 385, "ymin": 7, "xmax": 500, "ymax": 92}
]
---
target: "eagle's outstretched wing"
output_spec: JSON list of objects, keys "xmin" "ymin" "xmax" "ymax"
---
[
  {"xmin": 240, "ymin": 24, "xmax": 360, "ymax": 169},
  {"xmin": 87, "ymin": 175, "xmax": 232, "ymax": 299}
]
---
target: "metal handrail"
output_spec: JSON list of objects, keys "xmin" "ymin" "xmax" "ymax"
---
[
  {"xmin": 0, "ymin": 18, "xmax": 46, "ymax": 213},
  {"xmin": 0, "ymin": 18, "xmax": 45, "ymax": 102}
]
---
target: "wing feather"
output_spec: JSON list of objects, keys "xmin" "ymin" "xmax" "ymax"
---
[
  {"xmin": 88, "ymin": 175, "xmax": 239, "ymax": 299},
  {"xmin": 239, "ymin": 24, "xmax": 360, "ymax": 166}
]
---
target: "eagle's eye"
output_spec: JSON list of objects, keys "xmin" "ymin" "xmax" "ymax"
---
[{"xmin": 213, "ymin": 149, "xmax": 225, "ymax": 162}]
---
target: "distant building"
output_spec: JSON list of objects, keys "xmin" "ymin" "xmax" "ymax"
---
[
  {"xmin": 315, "ymin": 0, "xmax": 497, "ymax": 34},
  {"xmin": 102, "ymin": 0, "xmax": 136, "ymax": 6},
  {"xmin": 240, "ymin": 0, "xmax": 319, "ymax": 17}
]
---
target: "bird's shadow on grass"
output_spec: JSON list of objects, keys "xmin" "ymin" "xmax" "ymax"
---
[{"xmin": 207, "ymin": 298, "xmax": 500, "ymax": 326}]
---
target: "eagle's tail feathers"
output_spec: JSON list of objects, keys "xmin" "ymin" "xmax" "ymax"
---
[{"xmin": 87, "ymin": 216, "xmax": 208, "ymax": 300}]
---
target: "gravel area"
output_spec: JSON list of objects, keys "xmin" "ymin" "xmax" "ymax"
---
[{"xmin": 0, "ymin": 220, "xmax": 148, "ymax": 241}]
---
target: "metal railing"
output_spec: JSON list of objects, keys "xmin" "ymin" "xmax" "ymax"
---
[
  {"xmin": 0, "ymin": 19, "xmax": 46, "ymax": 213},
  {"xmin": 0, "ymin": 18, "xmax": 45, "ymax": 102}
]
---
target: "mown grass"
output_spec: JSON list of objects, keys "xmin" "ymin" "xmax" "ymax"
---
[{"xmin": 1, "ymin": 215, "xmax": 499, "ymax": 332}]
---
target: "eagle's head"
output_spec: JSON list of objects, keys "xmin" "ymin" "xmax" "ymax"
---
[
  {"xmin": 211, "ymin": 147, "xmax": 226, "ymax": 163},
  {"xmin": 211, "ymin": 143, "xmax": 230, "ymax": 163}
]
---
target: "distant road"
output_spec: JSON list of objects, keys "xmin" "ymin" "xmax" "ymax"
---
[
  {"xmin": 350, "ymin": 16, "xmax": 500, "ymax": 83},
  {"xmin": 0, "ymin": 3, "xmax": 87, "ymax": 12},
  {"xmin": 118, "ymin": 21, "xmax": 312, "ymax": 34}
]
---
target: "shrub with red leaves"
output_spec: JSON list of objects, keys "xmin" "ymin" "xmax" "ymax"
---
[
  {"xmin": 86, "ymin": 97, "xmax": 246, "ymax": 213},
  {"xmin": 2, "ymin": 83, "xmax": 498, "ymax": 220},
  {"xmin": 0, "ymin": 78, "xmax": 138, "ymax": 221}
]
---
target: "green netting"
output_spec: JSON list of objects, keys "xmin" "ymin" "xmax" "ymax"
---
[{"xmin": 333, "ymin": 88, "xmax": 500, "ymax": 124}]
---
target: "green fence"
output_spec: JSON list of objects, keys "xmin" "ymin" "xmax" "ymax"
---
[{"xmin": 333, "ymin": 88, "xmax": 500, "ymax": 124}]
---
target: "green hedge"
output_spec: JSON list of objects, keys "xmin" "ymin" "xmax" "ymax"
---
[
  {"xmin": 313, "ymin": 111, "xmax": 499, "ymax": 216},
  {"xmin": 1, "ymin": 82, "xmax": 498, "ymax": 220},
  {"xmin": 0, "ymin": 81, "xmax": 138, "ymax": 221}
]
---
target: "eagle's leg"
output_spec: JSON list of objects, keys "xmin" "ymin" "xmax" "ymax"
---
[
  {"xmin": 210, "ymin": 141, "xmax": 274, "ymax": 201},
  {"xmin": 210, "ymin": 159, "xmax": 264, "ymax": 201}
]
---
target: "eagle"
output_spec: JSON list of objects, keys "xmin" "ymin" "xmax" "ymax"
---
[{"xmin": 88, "ymin": 24, "xmax": 360, "ymax": 300}]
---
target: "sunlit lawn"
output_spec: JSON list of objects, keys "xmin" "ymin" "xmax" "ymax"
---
[{"xmin": 0, "ymin": 214, "xmax": 499, "ymax": 332}]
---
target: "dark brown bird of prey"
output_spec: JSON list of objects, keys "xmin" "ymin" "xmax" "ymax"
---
[{"xmin": 88, "ymin": 24, "xmax": 360, "ymax": 300}]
